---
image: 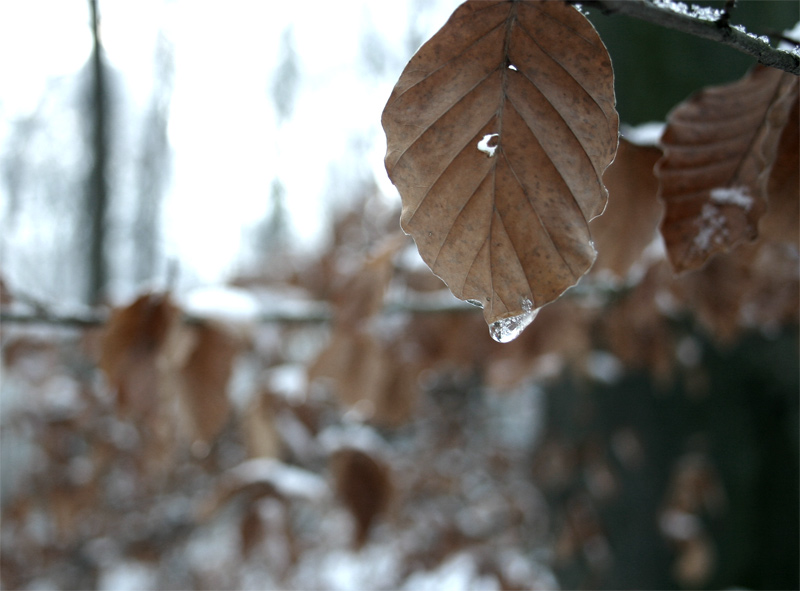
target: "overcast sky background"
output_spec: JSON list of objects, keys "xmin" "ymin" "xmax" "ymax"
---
[{"xmin": 0, "ymin": 0, "xmax": 462, "ymax": 301}]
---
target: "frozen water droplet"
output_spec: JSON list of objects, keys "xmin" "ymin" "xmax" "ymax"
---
[
  {"xmin": 466, "ymin": 299, "xmax": 484, "ymax": 309},
  {"xmin": 489, "ymin": 298, "xmax": 539, "ymax": 343},
  {"xmin": 477, "ymin": 133, "xmax": 499, "ymax": 157}
]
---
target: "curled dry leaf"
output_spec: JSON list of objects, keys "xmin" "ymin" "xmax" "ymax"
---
[
  {"xmin": 382, "ymin": 0, "xmax": 618, "ymax": 342},
  {"xmin": 657, "ymin": 65, "xmax": 798, "ymax": 272}
]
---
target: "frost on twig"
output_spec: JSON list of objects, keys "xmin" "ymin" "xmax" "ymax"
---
[{"xmin": 572, "ymin": 0, "xmax": 800, "ymax": 76}]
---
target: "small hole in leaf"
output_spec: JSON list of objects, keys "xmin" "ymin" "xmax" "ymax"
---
[{"xmin": 508, "ymin": 64, "xmax": 518, "ymax": 71}]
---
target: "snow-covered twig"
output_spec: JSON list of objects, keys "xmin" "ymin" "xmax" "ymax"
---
[
  {"xmin": 0, "ymin": 299, "xmax": 472, "ymax": 328},
  {"xmin": 0, "ymin": 279, "xmax": 634, "ymax": 328},
  {"xmin": 574, "ymin": 0, "xmax": 800, "ymax": 76}
]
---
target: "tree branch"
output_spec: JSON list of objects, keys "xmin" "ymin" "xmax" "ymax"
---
[
  {"xmin": 0, "ymin": 279, "xmax": 631, "ymax": 329},
  {"xmin": 575, "ymin": 0, "xmax": 800, "ymax": 76},
  {"xmin": 0, "ymin": 296, "xmax": 476, "ymax": 328}
]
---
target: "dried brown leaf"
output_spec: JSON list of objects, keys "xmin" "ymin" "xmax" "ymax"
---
[
  {"xmin": 331, "ymin": 448, "xmax": 392, "ymax": 548},
  {"xmin": 243, "ymin": 392, "xmax": 282, "ymax": 459},
  {"xmin": 310, "ymin": 330, "xmax": 387, "ymax": 408},
  {"xmin": 597, "ymin": 261, "xmax": 679, "ymax": 380},
  {"xmin": 99, "ymin": 293, "xmax": 187, "ymax": 417},
  {"xmin": 657, "ymin": 66, "xmax": 798, "ymax": 272},
  {"xmin": 331, "ymin": 232, "xmax": 407, "ymax": 327},
  {"xmin": 382, "ymin": 0, "xmax": 618, "ymax": 341},
  {"xmin": 179, "ymin": 321, "xmax": 243, "ymax": 444},
  {"xmin": 0, "ymin": 277, "xmax": 12, "ymax": 305},
  {"xmin": 673, "ymin": 238, "xmax": 799, "ymax": 342},
  {"xmin": 590, "ymin": 138, "xmax": 663, "ymax": 280},
  {"xmin": 763, "ymin": 97, "xmax": 799, "ymax": 245},
  {"xmin": 310, "ymin": 329, "xmax": 420, "ymax": 426}
]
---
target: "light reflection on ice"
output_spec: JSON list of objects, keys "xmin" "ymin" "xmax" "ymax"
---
[{"xmin": 489, "ymin": 298, "xmax": 539, "ymax": 343}]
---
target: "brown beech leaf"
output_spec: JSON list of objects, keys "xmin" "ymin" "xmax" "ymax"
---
[
  {"xmin": 590, "ymin": 137, "xmax": 663, "ymax": 280},
  {"xmin": 762, "ymin": 97, "xmax": 799, "ymax": 245},
  {"xmin": 99, "ymin": 292, "xmax": 196, "ymax": 477},
  {"xmin": 331, "ymin": 231, "xmax": 406, "ymax": 328},
  {"xmin": 382, "ymin": 0, "xmax": 618, "ymax": 342},
  {"xmin": 179, "ymin": 321, "xmax": 243, "ymax": 444},
  {"xmin": 309, "ymin": 329, "xmax": 420, "ymax": 427},
  {"xmin": 99, "ymin": 292, "xmax": 188, "ymax": 417},
  {"xmin": 673, "ymin": 238, "xmax": 799, "ymax": 343},
  {"xmin": 657, "ymin": 66, "xmax": 798, "ymax": 272}
]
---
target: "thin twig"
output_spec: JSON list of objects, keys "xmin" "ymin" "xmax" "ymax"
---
[
  {"xmin": 0, "ymin": 299, "xmax": 473, "ymax": 328},
  {"xmin": 574, "ymin": 0, "xmax": 800, "ymax": 76}
]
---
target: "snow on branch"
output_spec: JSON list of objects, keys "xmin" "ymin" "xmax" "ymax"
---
[
  {"xmin": 0, "ymin": 295, "xmax": 476, "ymax": 328},
  {"xmin": 0, "ymin": 280, "xmax": 631, "ymax": 329},
  {"xmin": 574, "ymin": 0, "xmax": 800, "ymax": 76}
]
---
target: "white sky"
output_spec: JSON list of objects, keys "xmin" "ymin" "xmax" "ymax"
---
[{"xmin": 0, "ymin": 0, "xmax": 460, "ymax": 296}]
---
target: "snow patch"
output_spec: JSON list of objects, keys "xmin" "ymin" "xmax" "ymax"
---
[
  {"xmin": 621, "ymin": 121, "xmax": 665, "ymax": 146},
  {"xmin": 227, "ymin": 458, "xmax": 328, "ymax": 500},
  {"xmin": 694, "ymin": 203, "xmax": 727, "ymax": 252},
  {"xmin": 586, "ymin": 350, "xmax": 624, "ymax": 384},
  {"xmin": 676, "ymin": 336, "xmax": 703, "ymax": 367},
  {"xmin": 182, "ymin": 285, "xmax": 261, "ymax": 322},
  {"xmin": 780, "ymin": 21, "xmax": 800, "ymax": 56},
  {"xmin": 402, "ymin": 552, "xmax": 500, "ymax": 591},
  {"xmin": 709, "ymin": 186, "xmax": 753, "ymax": 211},
  {"xmin": 97, "ymin": 561, "xmax": 158, "ymax": 591},
  {"xmin": 318, "ymin": 422, "xmax": 388, "ymax": 455},
  {"xmin": 265, "ymin": 364, "xmax": 308, "ymax": 402},
  {"xmin": 653, "ymin": 0, "xmax": 724, "ymax": 22},
  {"xmin": 477, "ymin": 133, "xmax": 499, "ymax": 157},
  {"xmin": 660, "ymin": 509, "xmax": 701, "ymax": 541}
]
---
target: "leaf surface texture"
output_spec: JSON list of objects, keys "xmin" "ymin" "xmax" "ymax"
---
[
  {"xmin": 382, "ymin": 0, "xmax": 618, "ymax": 335},
  {"xmin": 657, "ymin": 65, "xmax": 798, "ymax": 272}
]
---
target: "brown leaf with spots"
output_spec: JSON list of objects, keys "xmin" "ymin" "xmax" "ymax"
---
[
  {"xmin": 382, "ymin": 0, "xmax": 618, "ymax": 341},
  {"xmin": 657, "ymin": 65, "xmax": 798, "ymax": 272}
]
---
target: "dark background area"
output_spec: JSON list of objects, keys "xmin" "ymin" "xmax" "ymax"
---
[{"xmin": 587, "ymin": 0, "xmax": 799, "ymax": 124}]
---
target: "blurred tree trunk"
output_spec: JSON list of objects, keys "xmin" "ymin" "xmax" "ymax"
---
[
  {"xmin": 85, "ymin": 0, "xmax": 109, "ymax": 305},
  {"xmin": 134, "ymin": 33, "xmax": 174, "ymax": 285}
]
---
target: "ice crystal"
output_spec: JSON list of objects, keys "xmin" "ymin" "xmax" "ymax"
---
[{"xmin": 489, "ymin": 298, "xmax": 539, "ymax": 343}]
